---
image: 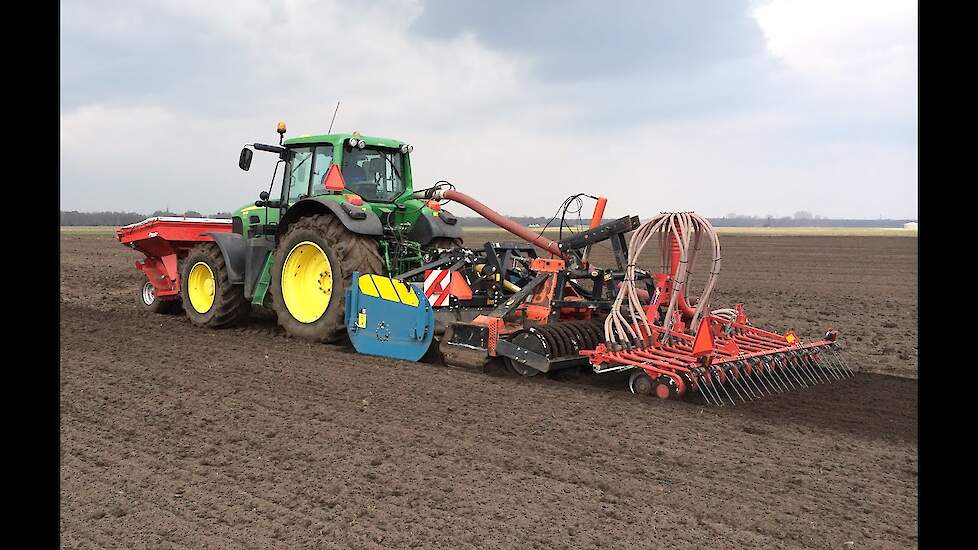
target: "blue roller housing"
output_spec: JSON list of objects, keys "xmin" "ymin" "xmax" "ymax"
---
[{"xmin": 345, "ymin": 272, "xmax": 435, "ymax": 362}]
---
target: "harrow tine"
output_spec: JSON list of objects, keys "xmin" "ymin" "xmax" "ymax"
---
[
  {"xmin": 742, "ymin": 361, "xmax": 768, "ymax": 396},
  {"xmin": 827, "ymin": 345, "xmax": 854, "ymax": 378},
  {"xmin": 763, "ymin": 357, "xmax": 790, "ymax": 392},
  {"xmin": 734, "ymin": 364, "xmax": 760, "ymax": 399},
  {"xmin": 797, "ymin": 352, "xmax": 823, "ymax": 385},
  {"xmin": 711, "ymin": 367, "xmax": 737, "ymax": 405},
  {"xmin": 795, "ymin": 352, "xmax": 829, "ymax": 384},
  {"xmin": 839, "ymin": 349, "xmax": 856, "ymax": 378},
  {"xmin": 696, "ymin": 370, "xmax": 721, "ymax": 407},
  {"xmin": 824, "ymin": 346, "xmax": 850, "ymax": 378},
  {"xmin": 810, "ymin": 352, "xmax": 834, "ymax": 383},
  {"xmin": 779, "ymin": 355, "xmax": 808, "ymax": 388},
  {"xmin": 730, "ymin": 368, "xmax": 753, "ymax": 401},
  {"xmin": 724, "ymin": 364, "xmax": 749, "ymax": 399},
  {"xmin": 698, "ymin": 381, "xmax": 717, "ymax": 406},
  {"xmin": 753, "ymin": 359, "xmax": 779, "ymax": 394},
  {"xmin": 814, "ymin": 352, "xmax": 842, "ymax": 381},
  {"xmin": 722, "ymin": 367, "xmax": 747, "ymax": 403},
  {"xmin": 792, "ymin": 352, "xmax": 819, "ymax": 384}
]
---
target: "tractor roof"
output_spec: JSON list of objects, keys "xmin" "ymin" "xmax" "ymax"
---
[{"xmin": 283, "ymin": 133, "xmax": 407, "ymax": 149}]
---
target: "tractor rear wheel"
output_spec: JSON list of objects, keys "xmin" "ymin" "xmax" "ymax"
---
[
  {"xmin": 180, "ymin": 243, "xmax": 251, "ymax": 328},
  {"xmin": 271, "ymin": 214, "xmax": 384, "ymax": 343}
]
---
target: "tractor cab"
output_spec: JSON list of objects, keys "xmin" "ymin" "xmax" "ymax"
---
[{"xmin": 233, "ymin": 123, "xmax": 462, "ymax": 275}]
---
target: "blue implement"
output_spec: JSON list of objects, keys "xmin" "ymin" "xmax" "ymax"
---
[{"xmin": 345, "ymin": 272, "xmax": 435, "ymax": 362}]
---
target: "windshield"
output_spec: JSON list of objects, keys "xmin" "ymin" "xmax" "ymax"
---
[{"xmin": 341, "ymin": 147, "xmax": 405, "ymax": 202}]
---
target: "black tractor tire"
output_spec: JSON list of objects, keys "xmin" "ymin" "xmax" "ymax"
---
[
  {"xmin": 422, "ymin": 237, "xmax": 464, "ymax": 263},
  {"xmin": 180, "ymin": 243, "xmax": 251, "ymax": 328},
  {"xmin": 425, "ymin": 237, "xmax": 464, "ymax": 250},
  {"xmin": 139, "ymin": 281, "xmax": 181, "ymax": 314},
  {"xmin": 271, "ymin": 214, "xmax": 384, "ymax": 343}
]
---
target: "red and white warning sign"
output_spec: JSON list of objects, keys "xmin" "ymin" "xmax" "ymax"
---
[{"xmin": 423, "ymin": 269, "xmax": 473, "ymax": 307}]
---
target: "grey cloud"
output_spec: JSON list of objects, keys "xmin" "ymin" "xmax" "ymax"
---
[
  {"xmin": 60, "ymin": 0, "xmax": 302, "ymax": 115},
  {"xmin": 410, "ymin": 0, "xmax": 767, "ymax": 81}
]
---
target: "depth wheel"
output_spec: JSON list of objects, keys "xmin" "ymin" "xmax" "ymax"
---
[
  {"xmin": 271, "ymin": 214, "xmax": 384, "ymax": 343},
  {"xmin": 180, "ymin": 243, "xmax": 250, "ymax": 328},
  {"xmin": 139, "ymin": 281, "xmax": 180, "ymax": 314},
  {"xmin": 503, "ymin": 328, "xmax": 554, "ymax": 377},
  {"xmin": 504, "ymin": 357, "xmax": 541, "ymax": 377},
  {"xmin": 629, "ymin": 371, "xmax": 653, "ymax": 395},
  {"xmin": 653, "ymin": 375, "xmax": 680, "ymax": 400}
]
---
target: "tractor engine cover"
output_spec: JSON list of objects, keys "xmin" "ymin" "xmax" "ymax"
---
[{"xmin": 345, "ymin": 273, "xmax": 435, "ymax": 362}]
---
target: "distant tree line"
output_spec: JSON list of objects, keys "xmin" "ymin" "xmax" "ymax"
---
[{"xmin": 60, "ymin": 211, "xmax": 233, "ymax": 226}]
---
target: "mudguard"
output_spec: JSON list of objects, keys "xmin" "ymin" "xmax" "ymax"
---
[
  {"xmin": 345, "ymin": 272, "xmax": 435, "ymax": 362},
  {"xmin": 202, "ymin": 232, "xmax": 246, "ymax": 284},
  {"xmin": 278, "ymin": 197, "xmax": 384, "ymax": 237},
  {"xmin": 406, "ymin": 210, "xmax": 464, "ymax": 246}
]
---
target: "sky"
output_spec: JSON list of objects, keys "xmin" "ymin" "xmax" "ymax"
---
[{"xmin": 60, "ymin": 0, "xmax": 917, "ymax": 219}]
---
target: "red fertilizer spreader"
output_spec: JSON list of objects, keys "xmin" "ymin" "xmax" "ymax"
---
[{"xmin": 116, "ymin": 217, "xmax": 232, "ymax": 308}]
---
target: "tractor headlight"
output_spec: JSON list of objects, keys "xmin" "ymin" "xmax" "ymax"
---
[
  {"xmin": 407, "ymin": 144, "xmax": 414, "ymax": 153},
  {"xmin": 349, "ymin": 137, "xmax": 364, "ymax": 148},
  {"xmin": 358, "ymin": 140, "xmax": 366, "ymax": 149},
  {"xmin": 400, "ymin": 144, "xmax": 409, "ymax": 154}
]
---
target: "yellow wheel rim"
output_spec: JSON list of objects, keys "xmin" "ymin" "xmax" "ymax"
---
[
  {"xmin": 187, "ymin": 261, "xmax": 216, "ymax": 314},
  {"xmin": 282, "ymin": 241, "xmax": 334, "ymax": 324}
]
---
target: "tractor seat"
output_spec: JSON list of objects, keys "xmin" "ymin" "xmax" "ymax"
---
[
  {"xmin": 367, "ymin": 157, "xmax": 386, "ymax": 181},
  {"xmin": 343, "ymin": 164, "xmax": 368, "ymax": 183}
]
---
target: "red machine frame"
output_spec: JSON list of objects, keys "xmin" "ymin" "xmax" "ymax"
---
[{"xmin": 116, "ymin": 217, "xmax": 232, "ymax": 300}]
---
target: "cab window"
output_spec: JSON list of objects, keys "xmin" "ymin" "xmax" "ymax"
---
[
  {"xmin": 284, "ymin": 147, "xmax": 313, "ymax": 202},
  {"xmin": 310, "ymin": 145, "xmax": 335, "ymax": 194},
  {"xmin": 341, "ymin": 146, "xmax": 405, "ymax": 202}
]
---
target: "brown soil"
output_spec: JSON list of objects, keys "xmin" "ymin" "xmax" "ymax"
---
[{"xmin": 60, "ymin": 232, "xmax": 917, "ymax": 549}]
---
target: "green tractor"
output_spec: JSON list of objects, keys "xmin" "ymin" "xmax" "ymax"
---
[{"xmin": 182, "ymin": 122, "xmax": 463, "ymax": 343}]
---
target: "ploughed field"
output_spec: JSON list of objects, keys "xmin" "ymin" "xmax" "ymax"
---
[{"xmin": 60, "ymin": 231, "xmax": 917, "ymax": 548}]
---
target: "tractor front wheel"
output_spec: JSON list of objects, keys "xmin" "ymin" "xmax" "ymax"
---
[
  {"xmin": 271, "ymin": 215, "xmax": 384, "ymax": 343},
  {"xmin": 180, "ymin": 243, "xmax": 251, "ymax": 328}
]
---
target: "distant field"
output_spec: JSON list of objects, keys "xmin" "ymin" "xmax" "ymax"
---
[
  {"xmin": 463, "ymin": 225, "xmax": 918, "ymax": 237},
  {"xmin": 60, "ymin": 226, "xmax": 118, "ymax": 236}
]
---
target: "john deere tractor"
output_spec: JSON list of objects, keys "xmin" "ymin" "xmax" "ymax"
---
[{"xmin": 180, "ymin": 122, "xmax": 463, "ymax": 343}]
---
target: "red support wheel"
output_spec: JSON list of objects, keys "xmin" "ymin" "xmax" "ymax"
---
[{"xmin": 653, "ymin": 375, "xmax": 680, "ymax": 400}]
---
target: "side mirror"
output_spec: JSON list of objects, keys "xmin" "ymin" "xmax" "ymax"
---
[
  {"xmin": 259, "ymin": 191, "xmax": 269, "ymax": 201},
  {"xmin": 239, "ymin": 147, "xmax": 254, "ymax": 171}
]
